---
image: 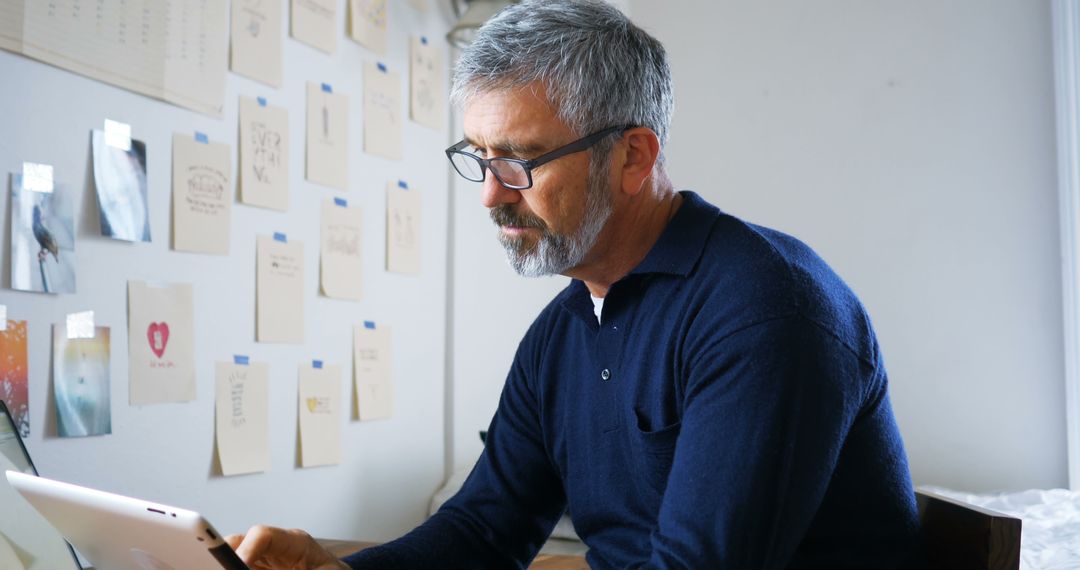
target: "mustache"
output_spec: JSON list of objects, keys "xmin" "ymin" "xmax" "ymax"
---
[{"xmin": 489, "ymin": 205, "xmax": 548, "ymax": 231}]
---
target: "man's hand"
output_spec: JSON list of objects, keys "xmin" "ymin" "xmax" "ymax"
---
[{"xmin": 225, "ymin": 525, "xmax": 350, "ymax": 570}]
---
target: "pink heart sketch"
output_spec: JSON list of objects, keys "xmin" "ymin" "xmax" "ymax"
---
[{"xmin": 147, "ymin": 322, "xmax": 170, "ymax": 359}]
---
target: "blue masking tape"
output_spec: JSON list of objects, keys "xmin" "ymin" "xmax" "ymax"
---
[
  {"xmin": 398, "ymin": 180, "xmax": 408, "ymax": 190},
  {"xmin": 273, "ymin": 232, "xmax": 287, "ymax": 243},
  {"xmin": 334, "ymin": 197, "xmax": 347, "ymax": 207},
  {"xmin": 364, "ymin": 321, "xmax": 376, "ymax": 330},
  {"xmin": 313, "ymin": 360, "xmax": 323, "ymax": 369},
  {"xmin": 234, "ymin": 355, "xmax": 249, "ymax": 365},
  {"xmin": 377, "ymin": 62, "xmax": 387, "ymax": 73},
  {"xmin": 195, "ymin": 132, "xmax": 208, "ymax": 144},
  {"xmin": 257, "ymin": 96, "xmax": 267, "ymax": 107},
  {"xmin": 421, "ymin": 36, "xmax": 428, "ymax": 45},
  {"xmin": 321, "ymin": 83, "xmax": 332, "ymax": 93}
]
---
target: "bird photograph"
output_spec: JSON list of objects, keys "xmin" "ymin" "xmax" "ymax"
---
[
  {"xmin": 33, "ymin": 205, "xmax": 59, "ymax": 263},
  {"xmin": 10, "ymin": 174, "xmax": 76, "ymax": 294}
]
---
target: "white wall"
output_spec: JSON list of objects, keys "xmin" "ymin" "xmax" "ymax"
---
[
  {"xmin": 1, "ymin": 0, "xmax": 454, "ymax": 543},
  {"xmin": 626, "ymin": 0, "xmax": 1064, "ymax": 492}
]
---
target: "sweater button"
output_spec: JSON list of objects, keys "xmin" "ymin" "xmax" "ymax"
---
[{"xmin": 601, "ymin": 368, "xmax": 611, "ymax": 381}]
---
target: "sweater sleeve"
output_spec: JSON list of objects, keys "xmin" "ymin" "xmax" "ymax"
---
[
  {"xmin": 631, "ymin": 315, "xmax": 881, "ymax": 569},
  {"xmin": 342, "ymin": 337, "xmax": 566, "ymax": 569}
]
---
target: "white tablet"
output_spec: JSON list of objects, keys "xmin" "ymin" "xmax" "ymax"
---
[{"xmin": 6, "ymin": 471, "xmax": 248, "ymax": 570}]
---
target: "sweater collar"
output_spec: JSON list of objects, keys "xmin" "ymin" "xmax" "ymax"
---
[
  {"xmin": 628, "ymin": 190, "xmax": 719, "ymax": 277},
  {"xmin": 561, "ymin": 191, "xmax": 720, "ymax": 322}
]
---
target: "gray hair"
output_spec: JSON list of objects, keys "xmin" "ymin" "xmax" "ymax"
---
[{"xmin": 452, "ymin": 0, "xmax": 674, "ymax": 163}]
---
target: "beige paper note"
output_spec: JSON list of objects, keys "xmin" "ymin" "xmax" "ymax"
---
[
  {"xmin": 306, "ymin": 82, "xmax": 349, "ymax": 189},
  {"xmin": 353, "ymin": 324, "xmax": 392, "ymax": 421},
  {"xmin": 408, "ymin": 0, "xmax": 427, "ymax": 12},
  {"xmin": 410, "ymin": 36, "xmax": 445, "ymax": 129},
  {"xmin": 172, "ymin": 133, "xmax": 232, "ymax": 254},
  {"xmin": 215, "ymin": 360, "xmax": 270, "ymax": 476},
  {"xmin": 239, "ymin": 97, "xmax": 289, "ymax": 211},
  {"xmin": 321, "ymin": 198, "xmax": 363, "ymax": 300},
  {"xmin": 9, "ymin": 2, "xmax": 227, "ymax": 116},
  {"xmin": 161, "ymin": 2, "xmax": 230, "ymax": 116},
  {"xmin": 231, "ymin": 0, "xmax": 283, "ymax": 86},
  {"xmin": 347, "ymin": 0, "xmax": 388, "ymax": 54},
  {"xmin": 364, "ymin": 62, "xmax": 402, "ymax": 159},
  {"xmin": 128, "ymin": 281, "xmax": 196, "ymax": 405},
  {"xmin": 257, "ymin": 235, "xmax": 305, "ymax": 343},
  {"xmin": 291, "ymin": 0, "xmax": 336, "ymax": 54},
  {"xmin": 298, "ymin": 363, "xmax": 343, "ymax": 467},
  {"xmin": 386, "ymin": 183, "xmax": 421, "ymax": 274}
]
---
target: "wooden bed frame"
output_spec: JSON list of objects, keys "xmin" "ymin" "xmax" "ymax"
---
[{"xmin": 917, "ymin": 489, "xmax": 1022, "ymax": 570}]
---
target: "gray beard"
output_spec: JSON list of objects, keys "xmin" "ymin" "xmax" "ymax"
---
[{"xmin": 492, "ymin": 161, "xmax": 613, "ymax": 277}]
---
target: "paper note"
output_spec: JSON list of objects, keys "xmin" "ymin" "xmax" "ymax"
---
[
  {"xmin": 257, "ymin": 235, "xmax": 305, "ymax": 343},
  {"xmin": 0, "ymin": 1, "xmax": 228, "ymax": 116},
  {"xmin": 291, "ymin": 0, "xmax": 336, "ymax": 54},
  {"xmin": 215, "ymin": 361, "xmax": 270, "ymax": 476},
  {"xmin": 387, "ymin": 183, "xmax": 421, "ymax": 274},
  {"xmin": 306, "ymin": 83, "xmax": 349, "ymax": 189},
  {"xmin": 298, "ymin": 363, "xmax": 342, "ymax": 467},
  {"xmin": 172, "ymin": 133, "xmax": 232, "ymax": 254},
  {"xmin": 410, "ymin": 36, "xmax": 445, "ymax": 129},
  {"xmin": 52, "ymin": 325, "xmax": 111, "ymax": 437},
  {"xmin": 161, "ymin": 2, "xmax": 230, "ymax": 116},
  {"xmin": 321, "ymin": 199, "xmax": 363, "ymax": 300},
  {"xmin": 353, "ymin": 325, "xmax": 392, "ymax": 421},
  {"xmin": 128, "ymin": 281, "xmax": 196, "ymax": 405},
  {"xmin": 0, "ymin": 320, "xmax": 28, "ymax": 437},
  {"xmin": 92, "ymin": 130, "xmax": 151, "ymax": 242},
  {"xmin": 408, "ymin": 0, "xmax": 427, "ymax": 12},
  {"xmin": 239, "ymin": 97, "xmax": 289, "ymax": 211},
  {"xmin": 347, "ymin": 0, "xmax": 387, "ymax": 54},
  {"xmin": 10, "ymin": 173, "xmax": 76, "ymax": 294},
  {"xmin": 364, "ymin": 62, "xmax": 403, "ymax": 159},
  {"xmin": 231, "ymin": 0, "xmax": 283, "ymax": 86}
]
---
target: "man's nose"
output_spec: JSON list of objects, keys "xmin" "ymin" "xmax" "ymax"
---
[{"xmin": 480, "ymin": 171, "xmax": 521, "ymax": 209}]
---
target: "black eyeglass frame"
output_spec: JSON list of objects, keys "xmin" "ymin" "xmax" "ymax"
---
[{"xmin": 445, "ymin": 124, "xmax": 634, "ymax": 190}]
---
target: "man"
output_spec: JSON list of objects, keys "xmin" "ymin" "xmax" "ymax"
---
[{"xmin": 229, "ymin": 1, "xmax": 922, "ymax": 568}]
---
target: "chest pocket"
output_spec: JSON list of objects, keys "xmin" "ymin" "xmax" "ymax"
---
[{"xmin": 632, "ymin": 407, "xmax": 682, "ymax": 498}]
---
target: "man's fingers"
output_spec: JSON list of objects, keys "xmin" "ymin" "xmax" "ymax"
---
[
  {"xmin": 229, "ymin": 525, "xmax": 344, "ymax": 569},
  {"xmin": 232, "ymin": 524, "xmax": 276, "ymax": 564},
  {"xmin": 224, "ymin": 533, "xmax": 244, "ymax": 550}
]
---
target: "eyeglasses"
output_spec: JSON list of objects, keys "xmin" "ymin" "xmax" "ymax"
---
[{"xmin": 445, "ymin": 125, "xmax": 631, "ymax": 190}]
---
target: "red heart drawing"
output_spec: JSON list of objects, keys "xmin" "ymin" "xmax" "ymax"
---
[{"xmin": 147, "ymin": 322, "xmax": 170, "ymax": 359}]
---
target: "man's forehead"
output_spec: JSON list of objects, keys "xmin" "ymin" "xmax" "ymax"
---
[{"xmin": 461, "ymin": 85, "xmax": 570, "ymax": 147}]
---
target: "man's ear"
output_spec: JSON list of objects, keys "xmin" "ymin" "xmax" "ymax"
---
[{"xmin": 619, "ymin": 127, "xmax": 661, "ymax": 196}]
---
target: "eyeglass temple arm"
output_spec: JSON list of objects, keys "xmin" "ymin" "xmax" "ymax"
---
[{"xmin": 523, "ymin": 125, "xmax": 631, "ymax": 170}]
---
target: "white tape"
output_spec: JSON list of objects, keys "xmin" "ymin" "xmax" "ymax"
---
[
  {"xmin": 104, "ymin": 119, "xmax": 132, "ymax": 151},
  {"xmin": 66, "ymin": 311, "xmax": 95, "ymax": 339},
  {"xmin": 22, "ymin": 162, "xmax": 54, "ymax": 193},
  {"xmin": 0, "ymin": 306, "xmax": 6, "ymax": 331}
]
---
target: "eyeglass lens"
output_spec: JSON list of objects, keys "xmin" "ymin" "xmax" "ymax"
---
[
  {"xmin": 489, "ymin": 160, "xmax": 529, "ymax": 188},
  {"xmin": 450, "ymin": 152, "xmax": 484, "ymax": 181},
  {"xmin": 452, "ymin": 153, "xmax": 531, "ymax": 189}
]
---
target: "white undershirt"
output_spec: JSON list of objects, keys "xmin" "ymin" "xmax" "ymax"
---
[{"xmin": 590, "ymin": 295, "xmax": 604, "ymax": 324}]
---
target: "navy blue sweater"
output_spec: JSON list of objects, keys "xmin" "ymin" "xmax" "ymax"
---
[{"xmin": 345, "ymin": 191, "xmax": 921, "ymax": 568}]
